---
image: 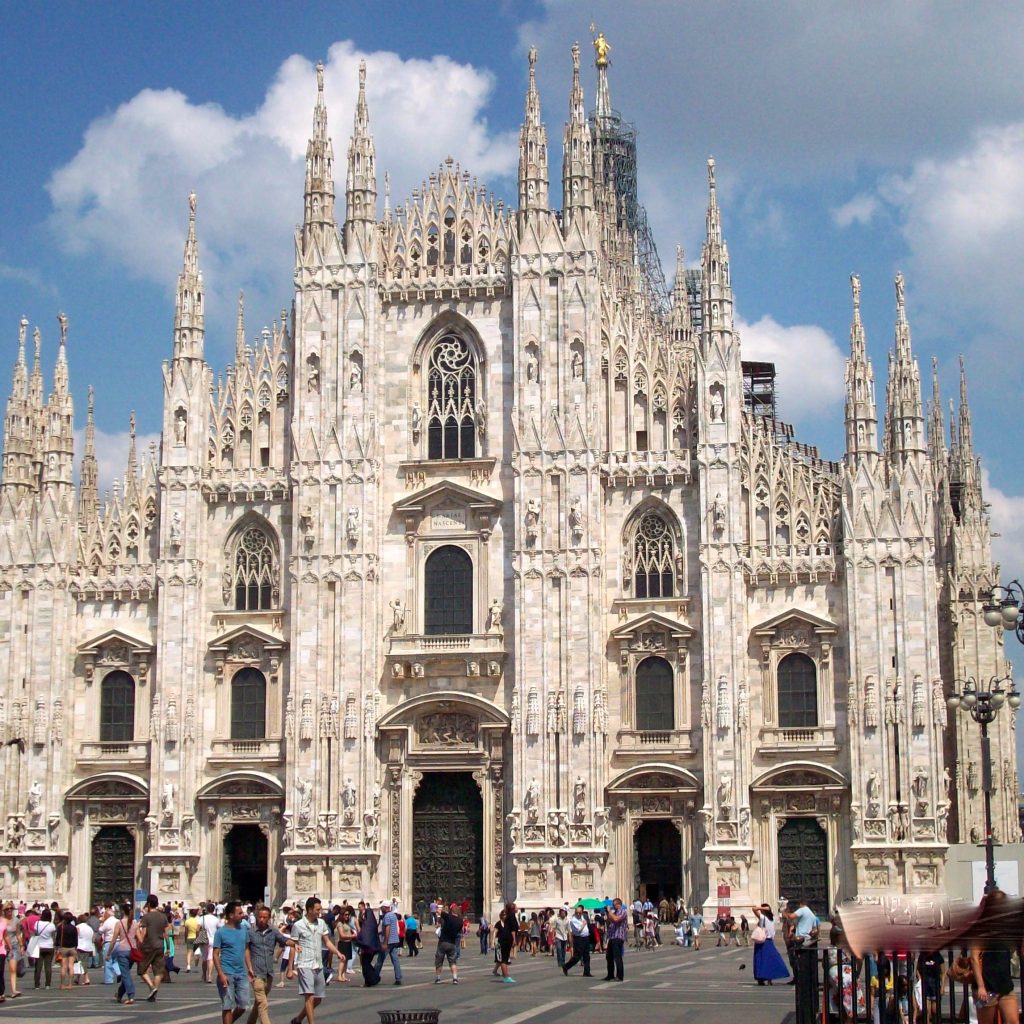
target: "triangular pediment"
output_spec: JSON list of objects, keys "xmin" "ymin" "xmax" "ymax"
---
[
  {"xmin": 207, "ymin": 624, "xmax": 287, "ymax": 653},
  {"xmin": 78, "ymin": 627, "xmax": 155, "ymax": 656},
  {"xmin": 392, "ymin": 480, "xmax": 501, "ymax": 517},
  {"xmin": 751, "ymin": 608, "xmax": 838, "ymax": 637},
  {"xmin": 610, "ymin": 611, "xmax": 694, "ymax": 641}
]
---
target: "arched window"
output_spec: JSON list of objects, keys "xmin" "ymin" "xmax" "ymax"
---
[
  {"xmin": 233, "ymin": 525, "xmax": 276, "ymax": 611},
  {"xmin": 231, "ymin": 668, "xmax": 267, "ymax": 740},
  {"xmin": 426, "ymin": 335, "xmax": 477, "ymax": 460},
  {"xmin": 636, "ymin": 657, "xmax": 674, "ymax": 731},
  {"xmin": 100, "ymin": 671, "xmax": 135, "ymax": 743},
  {"xmin": 424, "ymin": 545, "xmax": 473, "ymax": 635},
  {"xmin": 777, "ymin": 653, "xmax": 818, "ymax": 728},
  {"xmin": 633, "ymin": 512, "xmax": 675, "ymax": 599}
]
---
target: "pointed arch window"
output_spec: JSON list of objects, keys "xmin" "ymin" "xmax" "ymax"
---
[
  {"xmin": 100, "ymin": 671, "xmax": 136, "ymax": 742},
  {"xmin": 232, "ymin": 525, "xmax": 276, "ymax": 611},
  {"xmin": 632, "ymin": 512, "xmax": 675, "ymax": 599},
  {"xmin": 636, "ymin": 656, "xmax": 674, "ymax": 731},
  {"xmin": 230, "ymin": 667, "xmax": 267, "ymax": 740},
  {"xmin": 426, "ymin": 334, "xmax": 477, "ymax": 460},
  {"xmin": 424, "ymin": 545, "xmax": 473, "ymax": 635},
  {"xmin": 777, "ymin": 653, "xmax": 818, "ymax": 729}
]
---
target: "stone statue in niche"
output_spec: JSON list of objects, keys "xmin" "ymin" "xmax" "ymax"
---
[
  {"xmin": 525, "ymin": 348, "xmax": 538, "ymax": 383},
  {"xmin": 524, "ymin": 778, "xmax": 540, "ymax": 824},
  {"xmin": 475, "ymin": 399, "xmax": 487, "ymax": 440},
  {"xmin": 701, "ymin": 680, "xmax": 712, "ymax": 728},
  {"xmin": 912, "ymin": 766, "xmax": 929, "ymax": 815},
  {"xmin": 717, "ymin": 772, "xmax": 733, "ymax": 814},
  {"xmin": 866, "ymin": 770, "xmax": 881, "ymax": 817},
  {"xmin": 296, "ymin": 778, "xmax": 313, "ymax": 826},
  {"xmin": 346, "ymin": 507, "xmax": 359, "ymax": 543},
  {"xmin": 569, "ymin": 497, "xmax": 585, "ymax": 542},
  {"xmin": 594, "ymin": 806, "xmax": 610, "ymax": 849},
  {"xmin": 739, "ymin": 805, "xmax": 751, "ymax": 844},
  {"xmin": 389, "ymin": 598, "xmax": 406, "ymax": 635},
  {"xmin": 169, "ymin": 511, "xmax": 183, "ymax": 551},
  {"xmin": 506, "ymin": 810, "xmax": 522, "ymax": 848},
  {"xmin": 410, "ymin": 402, "xmax": 422, "ymax": 439},
  {"xmin": 174, "ymin": 408, "xmax": 187, "ymax": 445},
  {"xmin": 571, "ymin": 349, "xmax": 584, "ymax": 380},
  {"xmin": 349, "ymin": 359, "xmax": 362, "ymax": 392},
  {"xmin": 306, "ymin": 355, "xmax": 320, "ymax": 393},
  {"xmin": 487, "ymin": 599, "xmax": 503, "ymax": 634},
  {"xmin": 161, "ymin": 782, "xmax": 175, "ymax": 825},
  {"xmin": 573, "ymin": 777, "xmax": 586, "ymax": 823},
  {"xmin": 709, "ymin": 385, "xmax": 724, "ymax": 423},
  {"xmin": 341, "ymin": 778, "xmax": 357, "ymax": 825},
  {"xmin": 710, "ymin": 492, "xmax": 727, "ymax": 534},
  {"xmin": 525, "ymin": 499, "xmax": 540, "ymax": 541},
  {"xmin": 27, "ymin": 781, "xmax": 42, "ymax": 827},
  {"xmin": 363, "ymin": 810, "xmax": 379, "ymax": 850}
]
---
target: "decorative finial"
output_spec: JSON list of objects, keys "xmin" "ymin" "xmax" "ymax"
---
[
  {"xmin": 528, "ymin": 46, "xmax": 537, "ymax": 73},
  {"xmin": 591, "ymin": 26, "xmax": 610, "ymax": 67},
  {"xmin": 316, "ymin": 61, "xmax": 325, "ymax": 93},
  {"xmin": 188, "ymin": 190, "xmax": 197, "ymax": 219},
  {"xmin": 18, "ymin": 315, "xmax": 28, "ymax": 350},
  {"xmin": 850, "ymin": 273, "xmax": 861, "ymax": 314},
  {"xmin": 571, "ymin": 41, "xmax": 580, "ymax": 71},
  {"xmin": 129, "ymin": 410, "xmax": 136, "ymax": 439},
  {"xmin": 895, "ymin": 271, "xmax": 905, "ymax": 315},
  {"xmin": 707, "ymin": 157, "xmax": 716, "ymax": 189},
  {"xmin": 57, "ymin": 311, "xmax": 68, "ymax": 347},
  {"xmin": 358, "ymin": 59, "xmax": 366, "ymax": 89},
  {"xmin": 87, "ymin": 384, "xmax": 94, "ymax": 413},
  {"xmin": 33, "ymin": 326, "xmax": 41, "ymax": 358}
]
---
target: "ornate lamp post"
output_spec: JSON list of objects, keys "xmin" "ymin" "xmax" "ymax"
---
[
  {"xmin": 982, "ymin": 581, "xmax": 1024, "ymax": 645},
  {"xmin": 947, "ymin": 675, "xmax": 1021, "ymax": 892}
]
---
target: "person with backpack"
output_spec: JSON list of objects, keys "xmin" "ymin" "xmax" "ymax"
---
[{"xmin": 183, "ymin": 907, "xmax": 201, "ymax": 972}]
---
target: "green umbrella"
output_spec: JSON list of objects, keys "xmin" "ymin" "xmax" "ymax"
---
[{"xmin": 576, "ymin": 898, "xmax": 606, "ymax": 910}]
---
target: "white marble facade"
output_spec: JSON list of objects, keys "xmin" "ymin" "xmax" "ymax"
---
[{"xmin": 0, "ymin": 43, "xmax": 1017, "ymax": 913}]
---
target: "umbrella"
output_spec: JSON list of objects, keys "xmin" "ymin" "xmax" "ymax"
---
[{"xmin": 576, "ymin": 898, "xmax": 606, "ymax": 910}]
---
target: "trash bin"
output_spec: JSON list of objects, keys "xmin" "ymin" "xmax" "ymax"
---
[{"xmin": 378, "ymin": 1012, "xmax": 441, "ymax": 1024}]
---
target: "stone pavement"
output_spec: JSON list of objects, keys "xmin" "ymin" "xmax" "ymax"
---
[{"xmin": 5, "ymin": 942, "xmax": 794, "ymax": 1023}]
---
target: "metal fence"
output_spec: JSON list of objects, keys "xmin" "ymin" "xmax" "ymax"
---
[{"xmin": 795, "ymin": 946, "xmax": 1022, "ymax": 1024}]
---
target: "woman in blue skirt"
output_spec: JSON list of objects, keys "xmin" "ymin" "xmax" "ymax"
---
[{"xmin": 750, "ymin": 904, "xmax": 790, "ymax": 985}]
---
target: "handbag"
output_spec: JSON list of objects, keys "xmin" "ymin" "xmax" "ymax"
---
[
  {"xmin": 26, "ymin": 923, "xmax": 41, "ymax": 960},
  {"xmin": 73, "ymin": 960, "xmax": 84, "ymax": 975},
  {"xmin": 751, "ymin": 926, "xmax": 768, "ymax": 944}
]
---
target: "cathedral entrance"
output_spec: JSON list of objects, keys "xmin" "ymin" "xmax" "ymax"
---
[
  {"xmin": 778, "ymin": 819, "xmax": 828, "ymax": 916},
  {"xmin": 223, "ymin": 824, "xmax": 268, "ymax": 903},
  {"xmin": 91, "ymin": 826, "xmax": 136, "ymax": 907},
  {"xmin": 634, "ymin": 820, "xmax": 682, "ymax": 901},
  {"xmin": 413, "ymin": 772, "xmax": 483, "ymax": 914}
]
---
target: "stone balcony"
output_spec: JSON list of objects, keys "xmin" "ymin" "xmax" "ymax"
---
[
  {"xmin": 599, "ymin": 449, "xmax": 692, "ymax": 488},
  {"xmin": 737, "ymin": 543, "xmax": 838, "ymax": 585},
  {"xmin": 208, "ymin": 738, "xmax": 283, "ymax": 767},
  {"xmin": 77, "ymin": 740, "xmax": 151, "ymax": 769},
  {"xmin": 615, "ymin": 729, "xmax": 696, "ymax": 758},
  {"xmin": 756, "ymin": 725, "xmax": 838, "ymax": 758},
  {"xmin": 386, "ymin": 632, "xmax": 506, "ymax": 680}
]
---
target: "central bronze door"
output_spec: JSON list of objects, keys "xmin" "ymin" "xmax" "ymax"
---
[
  {"xmin": 91, "ymin": 826, "xmax": 136, "ymax": 907},
  {"xmin": 778, "ymin": 817, "xmax": 829, "ymax": 916},
  {"xmin": 413, "ymin": 772, "xmax": 483, "ymax": 914}
]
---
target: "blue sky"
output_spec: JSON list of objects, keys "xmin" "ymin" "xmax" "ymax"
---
[{"xmin": 3, "ymin": 3, "xmax": 1024, "ymax": 679}]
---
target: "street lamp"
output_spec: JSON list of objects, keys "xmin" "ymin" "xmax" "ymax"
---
[
  {"xmin": 946, "ymin": 675, "xmax": 1021, "ymax": 893},
  {"xmin": 982, "ymin": 581, "xmax": 1024, "ymax": 645}
]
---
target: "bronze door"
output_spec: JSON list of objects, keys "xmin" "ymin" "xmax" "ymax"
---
[
  {"xmin": 634, "ymin": 819, "xmax": 682, "ymax": 901},
  {"xmin": 91, "ymin": 826, "xmax": 136, "ymax": 907},
  {"xmin": 413, "ymin": 773, "xmax": 483, "ymax": 914},
  {"xmin": 778, "ymin": 818, "xmax": 828, "ymax": 916},
  {"xmin": 223, "ymin": 824, "xmax": 268, "ymax": 903}
]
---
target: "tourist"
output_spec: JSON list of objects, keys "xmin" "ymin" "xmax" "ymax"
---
[
  {"xmin": 528, "ymin": 912, "xmax": 541, "ymax": 956},
  {"xmin": 673, "ymin": 919, "xmax": 688, "ymax": 946},
  {"xmin": 137, "ymin": 894, "xmax": 169, "ymax": 1002},
  {"xmin": 107, "ymin": 901, "xmax": 136, "ymax": 1005},
  {"xmin": 184, "ymin": 907, "xmax": 201, "ymax": 971},
  {"xmin": 969, "ymin": 889, "xmax": 1022, "ymax": 1024},
  {"xmin": 689, "ymin": 907, "xmax": 704, "ymax": 951},
  {"xmin": 287, "ymin": 897, "xmax": 345, "ymax": 1024},
  {"xmin": 493, "ymin": 902, "xmax": 518, "ymax": 984},
  {"xmin": 213, "ymin": 901, "xmax": 250, "ymax": 1024},
  {"xmin": 31, "ymin": 907, "xmax": 57, "ymax": 989},
  {"xmin": 562, "ymin": 905, "xmax": 592, "ymax": 977},
  {"xmin": 374, "ymin": 901, "xmax": 402, "ymax": 985},
  {"xmin": 98, "ymin": 906, "xmax": 119, "ymax": 985},
  {"xmin": 429, "ymin": 899, "xmax": 438, "ymax": 926},
  {"xmin": 603, "ymin": 897, "xmax": 627, "ymax": 982},
  {"xmin": 54, "ymin": 910, "xmax": 78, "ymax": 990},
  {"xmin": 244, "ymin": 905, "xmax": 289, "ymax": 1024},
  {"xmin": 334, "ymin": 908, "xmax": 355, "ymax": 981},
  {"xmin": 750, "ymin": 904, "xmax": 788, "ymax": 985},
  {"xmin": 3, "ymin": 904, "xmax": 21, "ymax": 1000},
  {"xmin": 75, "ymin": 913, "xmax": 94, "ymax": 985},
  {"xmin": 200, "ymin": 902, "xmax": 221, "ymax": 982},
  {"xmin": 553, "ymin": 908, "xmax": 569, "ymax": 967},
  {"xmin": 403, "ymin": 911, "xmax": 419, "ymax": 957},
  {"xmin": 355, "ymin": 906, "xmax": 382, "ymax": 987},
  {"xmin": 434, "ymin": 902, "xmax": 463, "ymax": 985},
  {"xmin": 739, "ymin": 914, "xmax": 750, "ymax": 946},
  {"xmin": 277, "ymin": 907, "xmax": 297, "ymax": 988}
]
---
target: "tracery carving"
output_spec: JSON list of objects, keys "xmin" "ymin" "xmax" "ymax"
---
[{"xmin": 426, "ymin": 335, "xmax": 477, "ymax": 460}]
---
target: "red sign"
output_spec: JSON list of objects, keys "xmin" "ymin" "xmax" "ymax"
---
[{"xmin": 717, "ymin": 883, "xmax": 731, "ymax": 918}]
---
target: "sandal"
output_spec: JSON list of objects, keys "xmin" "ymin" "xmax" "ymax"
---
[{"xmin": 123, "ymin": 998, "xmax": 135, "ymax": 1005}]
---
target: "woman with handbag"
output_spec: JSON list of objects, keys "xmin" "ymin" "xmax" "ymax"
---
[
  {"xmin": 31, "ymin": 908, "xmax": 56, "ymax": 989},
  {"xmin": 54, "ymin": 911, "xmax": 79, "ymax": 990},
  {"xmin": 107, "ymin": 902, "xmax": 137, "ymax": 1005},
  {"xmin": 3, "ymin": 905, "xmax": 22, "ymax": 999},
  {"xmin": 751, "ymin": 904, "xmax": 789, "ymax": 985}
]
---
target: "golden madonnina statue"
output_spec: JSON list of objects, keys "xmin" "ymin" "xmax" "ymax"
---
[{"xmin": 593, "ymin": 31, "xmax": 610, "ymax": 67}]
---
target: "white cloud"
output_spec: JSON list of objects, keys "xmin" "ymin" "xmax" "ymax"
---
[
  {"xmin": 47, "ymin": 40, "xmax": 517, "ymax": 344},
  {"xmin": 74, "ymin": 426, "xmax": 161, "ymax": 498},
  {"xmin": 738, "ymin": 315, "xmax": 846, "ymax": 425},
  {"xmin": 983, "ymin": 467, "xmax": 1024, "ymax": 587},
  {"xmin": 831, "ymin": 193, "xmax": 879, "ymax": 228}
]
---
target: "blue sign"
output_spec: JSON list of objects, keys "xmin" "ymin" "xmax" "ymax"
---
[{"xmin": 134, "ymin": 889, "xmax": 147, "ymax": 903}]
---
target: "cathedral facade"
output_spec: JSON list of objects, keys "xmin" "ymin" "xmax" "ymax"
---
[{"xmin": 0, "ymin": 43, "xmax": 1017, "ymax": 915}]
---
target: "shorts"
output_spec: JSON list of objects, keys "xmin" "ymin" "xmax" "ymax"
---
[
  {"xmin": 217, "ymin": 972, "xmax": 251, "ymax": 1012},
  {"xmin": 498, "ymin": 940, "xmax": 514, "ymax": 965},
  {"xmin": 435, "ymin": 941, "xmax": 457, "ymax": 968},
  {"xmin": 59, "ymin": 947, "xmax": 77, "ymax": 960},
  {"xmin": 297, "ymin": 967, "xmax": 326, "ymax": 997},
  {"xmin": 138, "ymin": 948, "xmax": 165, "ymax": 976}
]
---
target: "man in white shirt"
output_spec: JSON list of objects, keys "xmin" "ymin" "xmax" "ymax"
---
[
  {"xmin": 562, "ymin": 906, "xmax": 593, "ymax": 977},
  {"xmin": 287, "ymin": 897, "xmax": 344, "ymax": 1024},
  {"xmin": 200, "ymin": 904, "xmax": 221, "ymax": 983},
  {"xmin": 553, "ymin": 908, "xmax": 570, "ymax": 968},
  {"xmin": 99, "ymin": 910, "xmax": 119, "ymax": 985}
]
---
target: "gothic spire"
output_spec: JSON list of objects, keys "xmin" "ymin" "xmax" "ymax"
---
[
  {"xmin": 1, "ymin": 316, "xmax": 32, "ymax": 494},
  {"xmin": 928, "ymin": 356, "xmax": 946, "ymax": 464},
  {"xmin": 884, "ymin": 271, "xmax": 925, "ymax": 465},
  {"xmin": 235, "ymin": 290, "xmax": 246, "ymax": 366},
  {"xmin": 11, "ymin": 315, "xmax": 27, "ymax": 400},
  {"xmin": 53, "ymin": 311, "xmax": 68, "ymax": 396},
  {"xmin": 173, "ymin": 191, "xmax": 205, "ymax": 362},
  {"xmin": 304, "ymin": 60, "xmax": 336, "ymax": 248},
  {"xmin": 518, "ymin": 46, "xmax": 549, "ymax": 221},
  {"xmin": 127, "ymin": 409, "xmax": 138, "ymax": 482},
  {"xmin": 958, "ymin": 355, "xmax": 974, "ymax": 459},
  {"xmin": 29, "ymin": 325, "xmax": 43, "ymax": 410},
  {"xmin": 670, "ymin": 246, "xmax": 693, "ymax": 347},
  {"xmin": 593, "ymin": 28, "xmax": 612, "ymax": 120},
  {"xmin": 562, "ymin": 41, "xmax": 593, "ymax": 228},
  {"xmin": 700, "ymin": 158, "xmax": 733, "ymax": 338},
  {"xmin": 79, "ymin": 384, "xmax": 98, "ymax": 525},
  {"xmin": 844, "ymin": 273, "xmax": 878, "ymax": 462},
  {"xmin": 953, "ymin": 355, "xmax": 983, "ymax": 520},
  {"xmin": 345, "ymin": 59, "xmax": 376, "ymax": 240}
]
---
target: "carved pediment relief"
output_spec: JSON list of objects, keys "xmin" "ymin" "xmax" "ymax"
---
[
  {"xmin": 415, "ymin": 712, "xmax": 479, "ymax": 748},
  {"xmin": 609, "ymin": 611, "xmax": 693, "ymax": 650},
  {"xmin": 392, "ymin": 481, "xmax": 502, "ymax": 542},
  {"xmin": 751, "ymin": 609, "xmax": 838, "ymax": 642},
  {"xmin": 78, "ymin": 629, "xmax": 155, "ymax": 684},
  {"xmin": 208, "ymin": 625, "xmax": 287, "ymax": 683}
]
